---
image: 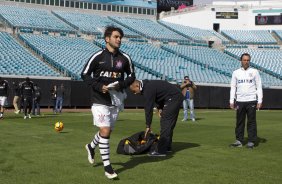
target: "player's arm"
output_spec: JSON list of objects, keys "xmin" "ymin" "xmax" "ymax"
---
[
  {"xmin": 81, "ymin": 54, "xmax": 105, "ymax": 93},
  {"xmin": 118, "ymin": 55, "xmax": 135, "ymax": 89},
  {"xmin": 144, "ymin": 90, "xmax": 156, "ymax": 130},
  {"xmin": 191, "ymin": 81, "xmax": 197, "ymax": 90},
  {"xmin": 180, "ymin": 81, "xmax": 188, "ymax": 89},
  {"xmin": 255, "ymin": 70, "xmax": 263, "ymax": 109},
  {"xmin": 229, "ymin": 72, "xmax": 237, "ymax": 109}
]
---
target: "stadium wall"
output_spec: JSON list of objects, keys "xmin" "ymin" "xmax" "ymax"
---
[
  {"xmin": 161, "ymin": 4, "xmax": 282, "ymax": 30},
  {"xmin": 3, "ymin": 78, "xmax": 282, "ymax": 109}
]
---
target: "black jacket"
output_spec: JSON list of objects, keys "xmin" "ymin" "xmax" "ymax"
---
[
  {"xmin": 21, "ymin": 81, "xmax": 34, "ymax": 97},
  {"xmin": 141, "ymin": 80, "xmax": 183, "ymax": 127},
  {"xmin": 81, "ymin": 48, "xmax": 135, "ymax": 105},
  {"xmin": 0, "ymin": 80, "xmax": 9, "ymax": 97}
]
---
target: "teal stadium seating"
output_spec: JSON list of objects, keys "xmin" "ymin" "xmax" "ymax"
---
[
  {"xmin": 221, "ymin": 30, "xmax": 277, "ymax": 44},
  {"xmin": 0, "ymin": 32, "xmax": 61, "ymax": 77},
  {"xmin": 0, "ymin": 5, "xmax": 74, "ymax": 32},
  {"xmin": 52, "ymin": 10, "xmax": 140, "ymax": 37},
  {"xmin": 18, "ymin": 34, "xmax": 100, "ymax": 80},
  {"xmin": 108, "ymin": 16, "xmax": 189, "ymax": 43},
  {"xmin": 158, "ymin": 21, "xmax": 230, "ymax": 44}
]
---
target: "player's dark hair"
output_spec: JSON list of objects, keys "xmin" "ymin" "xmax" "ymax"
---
[
  {"xmin": 104, "ymin": 26, "xmax": 124, "ymax": 40},
  {"xmin": 240, "ymin": 53, "xmax": 251, "ymax": 61}
]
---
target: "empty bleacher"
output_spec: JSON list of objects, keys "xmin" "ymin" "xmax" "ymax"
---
[
  {"xmin": 221, "ymin": 30, "xmax": 277, "ymax": 44},
  {"xmin": 0, "ymin": 32, "xmax": 61, "ymax": 77},
  {"xmin": 159, "ymin": 20, "xmax": 230, "ymax": 44},
  {"xmin": 52, "ymin": 10, "xmax": 140, "ymax": 37},
  {"xmin": 0, "ymin": 5, "xmax": 75, "ymax": 33},
  {"xmin": 18, "ymin": 34, "xmax": 100, "ymax": 80},
  {"xmin": 109, "ymin": 16, "xmax": 189, "ymax": 43}
]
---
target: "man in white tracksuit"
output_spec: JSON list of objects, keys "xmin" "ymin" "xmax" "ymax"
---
[{"xmin": 229, "ymin": 53, "xmax": 263, "ymax": 149}]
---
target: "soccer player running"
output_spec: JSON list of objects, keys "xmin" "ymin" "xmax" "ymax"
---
[
  {"xmin": 81, "ymin": 26, "xmax": 135, "ymax": 179},
  {"xmin": 229, "ymin": 53, "xmax": 263, "ymax": 149},
  {"xmin": 0, "ymin": 77, "xmax": 9, "ymax": 119},
  {"xmin": 130, "ymin": 80, "xmax": 183, "ymax": 156}
]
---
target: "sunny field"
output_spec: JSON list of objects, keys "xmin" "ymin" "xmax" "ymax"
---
[{"xmin": 0, "ymin": 109, "xmax": 281, "ymax": 184}]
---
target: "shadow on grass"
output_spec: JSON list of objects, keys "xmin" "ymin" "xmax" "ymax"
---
[
  {"xmin": 256, "ymin": 137, "xmax": 267, "ymax": 147},
  {"xmin": 113, "ymin": 142, "xmax": 200, "ymax": 174}
]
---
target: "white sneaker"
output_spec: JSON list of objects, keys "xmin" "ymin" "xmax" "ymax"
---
[
  {"xmin": 182, "ymin": 119, "xmax": 187, "ymax": 122},
  {"xmin": 105, "ymin": 171, "xmax": 118, "ymax": 179},
  {"xmin": 15, "ymin": 110, "xmax": 20, "ymax": 114},
  {"xmin": 28, "ymin": 114, "xmax": 31, "ymax": 119},
  {"xmin": 85, "ymin": 144, "xmax": 95, "ymax": 164},
  {"xmin": 24, "ymin": 116, "xmax": 27, "ymax": 119},
  {"xmin": 192, "ymin": 118, "xmax": 196, "ymax": 122}
]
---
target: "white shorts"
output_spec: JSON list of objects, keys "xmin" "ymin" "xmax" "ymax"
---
[
  {"xmin": 0, "ymin": 96, "xmax": 7, "ymax": 106},
  {"xmin": 91, "ymin": 104, "xmax": 119, "ymax": 129}
]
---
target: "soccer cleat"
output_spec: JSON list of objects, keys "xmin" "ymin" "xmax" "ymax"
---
[
  {"xmin": 148, "ymin": 151, "xmax": 167, "ymax": 157},
  {"xmin": 24, "ymin": 116, "xmax": 27, "ymax": 119},
  {"xmin": 28, "ymin": 114, "xmax": 31, "ymax": 119},
  {"xmin": 181, "ymin": 119, "xmax": 187, "ymax": 122},
  {"xmin": 104, "ymin": 165, "xmax": 118, "ymax": 179},
  {"xmin": 85, "ymin": 144, "xmax": 95, "ymax": 164},
  {"xmin": 105, "ymin": 171, "xmax": 118, "ymax": 179},
  {"xmin": 246, "ymin": 142, "xmax": 254, "ymax": 149},
  {"xmin": 192, "ymin": 118, "xmax": 196, "ymax": 122},
  {"xmin": 229, "ymin": 140, "xmax": 242, "ymax": 147}
]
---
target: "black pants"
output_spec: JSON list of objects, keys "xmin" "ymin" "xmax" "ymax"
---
[
  {"xmin": 23, "ymin": 96, "xmax": 32, "ymax": 116},
  {"xmin": 235, "ymin": 101, "xmax": 257, "ymax": 143},
  {"xmin": 157, "ymin": 94, "xmax": 183, "ymax": 154}
]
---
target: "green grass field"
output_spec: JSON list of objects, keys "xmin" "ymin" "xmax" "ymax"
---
[{"xmin": 0, "ymin": 109, "xmax": 282, "ymax": 184}]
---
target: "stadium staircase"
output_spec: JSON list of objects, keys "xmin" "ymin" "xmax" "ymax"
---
[{"xmin": 271, "ymin": 32, "xmax": 282, "ymax": 45}]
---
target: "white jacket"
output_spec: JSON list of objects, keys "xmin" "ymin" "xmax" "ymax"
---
[{"xmin": 230, "ymin": 67, "xmax": 263, "ymax": 104}]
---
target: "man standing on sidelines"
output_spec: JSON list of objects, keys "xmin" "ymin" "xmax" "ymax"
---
[
  {"xmin": 0, "ymin": 77, "xmax": 9, "ymax": 119},
  {"xmin": 81, "ymin": 26, "xmax": 135, "ymax": 179},
  {"xmin": 130, "ymin": 80, "xmax": 183, "ymax": 156},
  {"xmin": 229, "ymin": 53, "xmax": 263, "ymax": 149},
  {"xmin": 180, "ymin": 75, "xmax": 197, "ymax": 122},
  {"xmin": 21, "ymin": 77, "xmax": 34, "ymax": 119}
]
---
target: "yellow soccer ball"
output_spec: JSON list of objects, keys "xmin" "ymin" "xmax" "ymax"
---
[{"xmin": 54, "ymin": 122, "xmax": 64, "ymax": 132}]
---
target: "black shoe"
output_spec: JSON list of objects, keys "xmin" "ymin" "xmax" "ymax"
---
[
  {"xmin": 85, "ymin": 144, "xmax": 95, "ymax": 164},
  {"xmin": 104, "ymin": 165, "xmax": 118, "ymax": 179},
  {"xmin": 148, "ymin": 151, "xmax": 166, "ymax": 157}
]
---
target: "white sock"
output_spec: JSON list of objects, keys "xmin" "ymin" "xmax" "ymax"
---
[
  {"xmin": 90, "ymin": 132, "xmax": 100, "ymax": 149},
  {"xmin": 99, "ymin": 136, "xmax": 110, "ymax": 167}
]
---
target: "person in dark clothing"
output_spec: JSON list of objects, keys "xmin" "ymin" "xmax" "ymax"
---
[
  {"xmin": 130, "ymin": 80, "xmax": 183, "ymax": 156},
  {"xmin": 55, "ymin": 83, "xmax": 64, "ymax": 113},
  {"xmin": 81, "ymin": 26, "xmax": 135, "ymax": 179},
  {"xmin": 0, "ymin": 77, "xmax": 9, "ymax": 119},
  {"xmin": 51, "ymin": 85, "xmax": 57, "ymax": 114},
  {"xmin": 20, "ymin": 77, "xmax": 34, "ymax": 119},
  {"xmin": 12, "ymin": 81, "xmax": 21, "ymax": 114},
  {"xmin": 32, "ymin": 84, "xmax": 41, "ymax": 116}
]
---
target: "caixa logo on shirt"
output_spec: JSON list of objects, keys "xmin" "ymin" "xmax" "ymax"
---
[
  {"xmin": 100, "ymin": 71, "xmax": 122, "ymax": 78},
  {"xmin": 238, "ymin": 79, "xmax": 253, "ymax": 84}
]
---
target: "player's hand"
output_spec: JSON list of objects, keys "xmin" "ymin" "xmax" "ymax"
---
[
  {"xmin": 144, "ymin": 127, "xmax": 151, "ymax": 139},
  {"xmin": 102, "ymin": 85, "xmax": 108, "ymax": 93},
  {"xmin": 157, "ymin": 109, "xmax": 162, "ymax": 118},
  {"xmin": 230, "ymin": 103, "xmax": 234, "ymax": 109},
  {"xmin": 257, "ymin": 103, "xmax": 262, "ymax": 110}
]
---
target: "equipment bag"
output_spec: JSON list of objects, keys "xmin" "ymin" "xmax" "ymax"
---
[{"xmin": 116, "ymin": 131, "xmax": 159, "ymax": 155}]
